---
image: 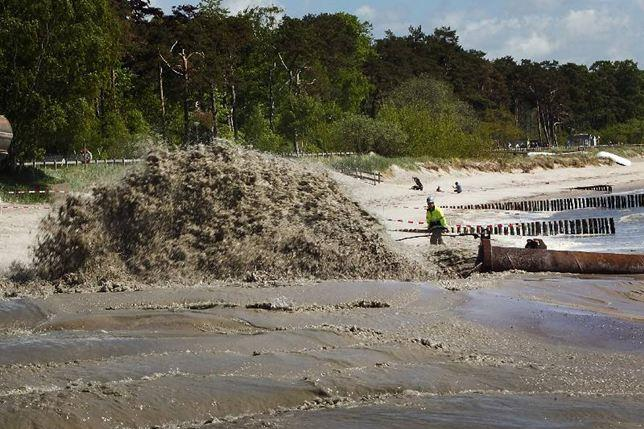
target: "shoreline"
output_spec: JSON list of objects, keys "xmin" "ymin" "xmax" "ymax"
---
[
  {"xmin": 4, "ymin": 159, "xmax": 644, "ymax": 278},
  {"xmin": 332, "ymin": 158, "xmax": 644, "ymax": 208},
  {"xmin": 0, "ymin": 157, "xmax": 642, "ymax": 427}
]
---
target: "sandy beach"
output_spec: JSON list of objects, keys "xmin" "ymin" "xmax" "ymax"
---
[
  {"xmin": 0, "ymin": 204, "xmax": 50, "ymax": 274},
  {"xmin": 4, "ymin": 159, "xmax": 643, "ymax": 273},
  {"xmin": 331, "ymin": 158, "xmax": 644, "ymax": 254},
  {"xmin": 333, "ymin": 158, "xmax": 644, "ymax": 209},
  {"xmin": 0, "ymin": 158, "xmax": 643, "ymax": 428}
]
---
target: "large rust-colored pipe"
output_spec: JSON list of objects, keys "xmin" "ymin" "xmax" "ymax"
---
[{"xmin": 480, "ymin": 238, "xmax": 644, "ymax": 275}]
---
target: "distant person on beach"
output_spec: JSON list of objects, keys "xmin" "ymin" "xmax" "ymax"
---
[
  {"xmin": 426, "ymin": 195, "xmax": 448, "ymax": 245},
  {"xmin": 411, "ymin": 176, "xmax": 423, "ymax": 191},
  {"xmin": 453, "ymin": 182, "xmax": 462, "ymax": 193},
  {"xmin": 436, "ymin": 186, "xmax": 443, "ymax": 192}
]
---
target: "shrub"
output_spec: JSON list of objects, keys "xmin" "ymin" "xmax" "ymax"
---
[
  {"xmin": 378, "ymin": 104, "xmax": 491, "ymax": 158},
  {"xmin": 241, "ymin": 105, "xmax": 290, "ymax": 153},
  {"xmin": 377, "ymin": 75, "xmax": 493, "ymax": 158},
  {"xmin": 330, "ymin": 114, "xmax": 408, "ymax": 156},
  {"xmin": 600, "ymin": 118, "xmax": 644, "ymax": 145}
]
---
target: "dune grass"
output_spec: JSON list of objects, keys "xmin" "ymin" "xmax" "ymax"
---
[
  {"xmin": 329, "ymin": 154, "xmax": 421, "ymax": 173},
  {"xmin": 324, "ymin": 145, "xmax": 644, "ymax": 175},
  {"xmin": 0, "ymin": 163, "xmax": 137, "ymax": 204},
  {"xmin": 42, "ymin": 164, "xmax": 137, "ymax": 192}
]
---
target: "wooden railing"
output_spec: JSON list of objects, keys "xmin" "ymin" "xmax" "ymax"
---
[
  {"xmin": 283, "ymin": 151, "xmax": 356, "ymax": 158},
  {"xmin": 18, "ymin": 158, "xmax": 142, "ymax": 169},
  {"xmin": 337, "ymin": 168, "xmax": 382, "ymax": 185}
]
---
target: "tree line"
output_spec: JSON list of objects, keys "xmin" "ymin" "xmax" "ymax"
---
[{"xmin": 1, "ymin": 0, "xmax": 643, "ymax": 163}]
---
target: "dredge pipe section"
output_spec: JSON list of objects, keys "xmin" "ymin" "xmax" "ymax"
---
[{"xmin": 480, "ymin": 238, "xmax": 644, "ymax": 275}]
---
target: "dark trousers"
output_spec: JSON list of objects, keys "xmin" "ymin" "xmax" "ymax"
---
[{"xmin": 430, "ymin": 227, "xmax": 444, "ymax": 245}]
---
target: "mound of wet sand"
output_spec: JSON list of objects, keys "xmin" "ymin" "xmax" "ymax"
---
[{"xmin": 34, "ymin": 145, "xmax": 423, "ymax": 284}]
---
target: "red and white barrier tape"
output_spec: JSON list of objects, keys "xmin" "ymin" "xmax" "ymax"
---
[
  {"xmin": 386, "ymin": 218, "xmax": 426, "ymax": 225},
  {"xmin": 390, "ymin": 206, "xmax": 426, "ymax": 210}
]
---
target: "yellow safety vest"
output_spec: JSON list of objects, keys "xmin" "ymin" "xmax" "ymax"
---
[{"xmin": 426, "ymin": 206, "xmax": 447, "ymax": 228}]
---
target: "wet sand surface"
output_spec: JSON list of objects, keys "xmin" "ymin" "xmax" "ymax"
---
[
  {"xmin": 222, "ymin": 395, "xmax": 644, "ymax": 428},
  {"xmin": 1, "ymin": 277, "xmax": 642, "ymax": 428}
]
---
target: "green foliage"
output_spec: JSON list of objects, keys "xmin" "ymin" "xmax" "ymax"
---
[
  {"xmin": 329, "ymin": 114, "xmax": 407, "ymax": 156},
  {"xmin": 1, "ymin": 2, "xmax": 643, "ymax": 164},
  {"xmin": 478, "ymin": 109, "xmax": 524, "ymax": 143},
  {"xmin": 241, "ymin": 105, "xmax": 289, "ymax": 152},
  {"xmin": 600, "ymin": 118, "xmax": 644, "ymax": 145},
  {"xmin": 43, "ymin": 164, "xmax": 137, "ymax": 192},
  {"xmin": 386, "ymin": 75, "xmax": 477, "ymax": 132},
  {"xmin": 378, "ymin": 104, "xmax": 488, "ymax": 158},
  {"xmin": 276, "ymin": 93, "xmax": 327, "ymax": 152},
  {"xmin": 377, "ymin": 76, "xmax": 492, "ymax": 158},
  {"xmin": 0, "ymin": 0, "xmax": 130, "ymax": 160},
  {"xmin": 275, "ymin": 13, "xmax": 374, "ymax": 112}
]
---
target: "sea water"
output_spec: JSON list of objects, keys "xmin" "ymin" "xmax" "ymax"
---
[{"xmin": 460, "ymin": 190, "xmax": 644, "ymax": 254}]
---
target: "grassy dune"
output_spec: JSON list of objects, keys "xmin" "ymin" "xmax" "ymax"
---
[{"xmin": 327, "ymin": 145, "xmax": 644, "ymax": 174}]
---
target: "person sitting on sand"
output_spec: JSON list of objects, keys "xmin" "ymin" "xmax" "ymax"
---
[
  {"xmin": 411, "ymin": 176, "xmax": 423, "ymax": 191},
  {"xmin": 436, "ymin": 186, "xmax": 443, "ymax": 192},
  {"xmin": 426, "ymin": 196, "xmax": 448, "ymax": 245},
  {"xmin": 453, "ymin": 182, "xmax": 462, "ymax": 194}
]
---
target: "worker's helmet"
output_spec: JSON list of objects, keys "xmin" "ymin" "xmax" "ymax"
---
[{"xmin": 426, "ymin": 195, "xmax": 435, "ymax": 204}]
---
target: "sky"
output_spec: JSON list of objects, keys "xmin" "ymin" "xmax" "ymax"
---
[{"xmin": 150, "ymin": 0, "xmax": 644, "ymax": 65}]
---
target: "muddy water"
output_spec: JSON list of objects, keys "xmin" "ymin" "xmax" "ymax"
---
[
  {"xmin": 459, "ymin": 276, "xmax": 644, "ymax": 352},
  {"xmin": 223, "ymin": 394, "xmax": 644, "ymax": 428},
  {"xmin": 467, "ymin": 203, "xmax": 644, "ymax": 254},
  {"xmin": 0, "ymin": 278, "xmax": 642, "ymax": 428}
]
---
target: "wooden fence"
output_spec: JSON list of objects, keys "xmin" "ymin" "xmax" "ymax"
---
[
  {"xmin": 497, "ymin": 143, "xmax": 644, "ymax": 155},
  {"xmin": 447, "ymin": 192, "xmax": 644, "ymax": 212},
  {"xmin": 393, "ymin": 216, "xmax": 615, "ymax": 237},
  {"xmin": 19, "ymin": 150, "xmax": 357, "ymax": 168},
  {"xmin": 283, "ymin": 151, "xmax": 356, "ymax": 158},
  {"xmin": 449, "ymin": 217, "xmax": 615, "ymax": 237},
  {"xmin": 571, "ymin": 185, "xmax": 613, "ymax": 193},
  {"xmin": 338, "ymin": 168, "xmax": 382, "ymax": 185},
  {"xmin": 19, "ymin": 158, "xmax": 142, "ymax": 169}
]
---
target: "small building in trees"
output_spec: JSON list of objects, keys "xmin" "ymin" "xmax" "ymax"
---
[
  {"xmin": 0, "ymin": 115, "xmax": 12, "ymax": 156},
  {"xmin": 567, "ymin": 133, "xmax": 599, "ymax": 147}
]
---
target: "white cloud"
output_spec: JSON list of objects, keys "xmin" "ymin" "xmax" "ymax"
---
[
  {"xmin": 366, "ymin": 8, "xmax": 412, "ymax": 35},
  {"xmin": 564, "ymin": 9, "xmax": 630, "ymax": 38},
  {"xmin": 455, "ymin": 15, "xmax": 554, "ymax": 59},
  {"xmin": 437, "ymin": 3, "xmax": 640, "ymax": 64},
  {"xmin": 355, "ymin": 5, "xmax": 376, "ymax": 21},
  {"xmin": 564, "ymin": 9, "xmax": 596, "ymax": 35},
  {"xmin": 505, "ymin": 33, "xmax": 555, "ymax": 58},
  {"xmin": 149, "ymin": 0, "xmax": 644, "ymax": 64}
]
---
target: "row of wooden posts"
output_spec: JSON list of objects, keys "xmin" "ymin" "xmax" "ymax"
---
[
  {"xmin": 447, "ymin": 193, "xmax": 644, "ymax": 212},
  {"xmin": 448, "ymin": 216, "xmax": 615, "ymax": 237},
  {"xmin": 572, "ymin": 184, "xmax": 613, "ymax": 192}
]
